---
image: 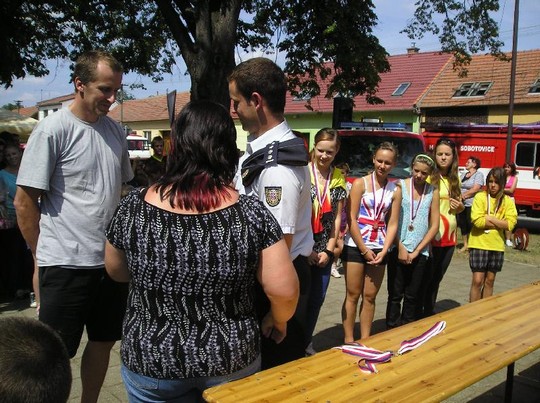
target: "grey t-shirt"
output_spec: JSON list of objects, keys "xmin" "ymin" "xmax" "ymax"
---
[{"xmin": 17, "ymin": 108, "xmax": 133, "ymax": 267}]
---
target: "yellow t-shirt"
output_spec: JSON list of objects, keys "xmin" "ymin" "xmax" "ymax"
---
[{"xmin": 468, "ymin": 192, "xmax": 518, "ymax": 252}]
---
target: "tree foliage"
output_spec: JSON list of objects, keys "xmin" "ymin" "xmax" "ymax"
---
[
  {"xmin": 1, "ymin": 103, "xmax": 18, "ymax": 111},
  {"xmin": 0, "ymin": 0, "xmax": 506, "ymax": 106},
  {"xmin": 402, "ymin": 0, "xmax": 507, "ymax": 76}
]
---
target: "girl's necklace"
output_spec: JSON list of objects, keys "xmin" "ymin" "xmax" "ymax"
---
[
  {"xmin": 371, "ymin": 172, "xmax": 387, "ymax": 230},
  {"xmin": 408, "ymin": 179, "xmax": 426, "ymax": 231}
]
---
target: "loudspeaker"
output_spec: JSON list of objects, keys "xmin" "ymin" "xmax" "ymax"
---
[{"xmin": 332, "ymin": 97, "xmax": 353, "ymax": 129}]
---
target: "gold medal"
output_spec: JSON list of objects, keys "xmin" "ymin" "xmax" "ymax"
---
[{"xmin": 408, "ymin": 224, "xmax": 414, "ymax": 231}]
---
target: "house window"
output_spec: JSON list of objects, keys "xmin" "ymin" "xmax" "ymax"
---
[
  {"xmin": 453, "ymin": 82, "xmax": 493, "ymax": 97},
  {"xmin": 392, "ymin": 82, "xmax": 410, "ymax": 96},
  {"xmin": 528, "ymin": 78, "xmax": 540, "ymax": 94}
]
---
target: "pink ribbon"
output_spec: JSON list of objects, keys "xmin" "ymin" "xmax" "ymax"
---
[{"xmin": 338, "ymin": 321, "xmax": 446, "ymax": 373}]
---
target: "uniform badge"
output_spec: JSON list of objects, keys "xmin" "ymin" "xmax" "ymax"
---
[{"xmin": 265, "ymin": 186, "xmax": 282, "ymax": 207}]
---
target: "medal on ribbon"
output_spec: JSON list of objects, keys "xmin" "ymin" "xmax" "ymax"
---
[{"xmin": 311, "ymin": 163, "xmax": 332, "ymax": 234}]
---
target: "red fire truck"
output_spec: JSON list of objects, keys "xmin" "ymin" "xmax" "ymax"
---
[{"xmin": 423, "ymin": 122, "xmax": 540, "ymax": 216}]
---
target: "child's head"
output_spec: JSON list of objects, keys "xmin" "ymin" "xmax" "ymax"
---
[
  {"xmin": 373, "ymin": 141, "xmax": 398, "ymax": 160},
  {"xmin": 434, "ymin": 138, "xmax": 459, "ymax": 175},
  {"xmin": 311, "ymin": 128, "xmax": 340, "ymax": 165},
  {"xmin": 372, "ymin": 142, "xmax": 398, "ymax": 176},
  {"xmin": 411, "ymin": 153, "xmax": 436, "ymax": 184},
  {"xmin": 335, "ymin": 162, "xmax": 350, "ymax": 176},
  {"xmin": 503, "ymin": 162, "xmax": 517, "ymax": 176},
  {"xmin": 411, "ymin": 153, "xmax": 436, "ymax": 172},
  {"xmin": 486, "ymin": 167, "xmax": 506, "ymax": 198}
]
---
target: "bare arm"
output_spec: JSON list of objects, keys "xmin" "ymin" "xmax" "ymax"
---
[
  {"xmin": 283, "ymin": 233, "xmax": 293, "ymax": 250},
  {"xmin": 104, "ymin": 241, "xmax": 131, "ymax": 282},
  {"xmin": 504, "ymin": 176, "xmax": 518, "ymax": 195},
  {"xmin": 14, "ymin": 186, "xmax": 42, "ymax": 256},
  {"xmin": 462, "ymin": 183, "xmax": 482, "ymax": 200},
  {"xmin": 407, "ymin": 188, "xmax": 440, "ymax": 262},
  {"xmin": 257, "ymin": 239, "xmax": 299, "ymax": 344},
  {"xmin": 348, "ymin": 178, "xmax": 368, "ymax": 255}
]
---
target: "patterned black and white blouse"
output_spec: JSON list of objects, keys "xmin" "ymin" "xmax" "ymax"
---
[
  {"xmin": 310, "ymin": 186, "xmax": 347, "ymax": 253},
  {"xmin": 106, "ymin": 190, "xmax": 283, "ymax": 379}
]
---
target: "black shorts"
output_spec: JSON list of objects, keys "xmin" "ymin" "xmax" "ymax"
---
[
  {"xmin": 341, "ymin": 245, "xmax": 388, "ymax": 266},
  {"xmin": 469, "ymin": 248, "xmax": 504, "ymax": 273},
  {"xmin": 39, "ymin": 266, "xmax": 128, "ymax": 358}
]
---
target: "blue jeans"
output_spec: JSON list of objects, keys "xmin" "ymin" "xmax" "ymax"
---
[
  {"xmin": 121, "ymin": 356, "xmax": 261, "ymax": 402},
  {"xmin": 304, "ymin": 260, "xmax": 332, "ymax": 347}
]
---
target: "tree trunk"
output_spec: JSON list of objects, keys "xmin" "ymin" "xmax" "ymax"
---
[{"xmin": 182, "ymin": 1, "xmax": 242, "ymax": 107}]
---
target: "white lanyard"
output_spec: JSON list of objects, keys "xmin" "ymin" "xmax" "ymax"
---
[
  {"xmin": 408, "ymin": 179, "xmax": 426, "ymax": 231},
  {"xmin": 370, "ymin": 172, "xmax": 387, "ymax": 230},
  {"xmin": 485, "ymin": 193, "xmax": 501, "ymax": 234},
  {"xmin": 312, "ymin": 163, "xmax": 331, "ymax": 209}
]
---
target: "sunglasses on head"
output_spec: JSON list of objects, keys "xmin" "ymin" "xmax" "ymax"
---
[{"xmin": 436, "ymin": 138, "xmax": 455, "ymax": 148}]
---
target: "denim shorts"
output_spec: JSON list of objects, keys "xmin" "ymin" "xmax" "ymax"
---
[{"xmin": 121, "ymin": 355, "xmax": 261, "ymax": 402}]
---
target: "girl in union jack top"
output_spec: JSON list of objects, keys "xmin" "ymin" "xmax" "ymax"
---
[{"xmin": 341, "ymin": 142, "xmax": 401, "ymax": 343}]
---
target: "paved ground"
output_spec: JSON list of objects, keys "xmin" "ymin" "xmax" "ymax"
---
[{"xmin": 1, "ymin": 251, "xmax": 539, "ymax": 402}]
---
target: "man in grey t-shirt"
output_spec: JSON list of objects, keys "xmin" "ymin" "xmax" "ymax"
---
[{"xmin": 15, "ymin": 50, "xmax": 133, "ymax": 403}]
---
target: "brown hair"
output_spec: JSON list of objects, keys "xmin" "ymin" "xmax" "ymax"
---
[
  {"xmin": 310, "ymin": 128, "xmax": 340, "ymax": 162},
  {"xmin": 435, "ymin": 138, "xmax": 461, "ymax": 199},
  {"xmin": 228, "ymin": 58, "xmax": 287, "ymax": 114},
  {"xmin": 486, "ymin": 167, "xmax": 506, "ymax": 198},
  {"xmin": 73, "ymin": 50, "xmax": 123, "ymax": 90},
  {"xmin": 374, "ymin": 141, "xmax": 398, "ymax": 161}
]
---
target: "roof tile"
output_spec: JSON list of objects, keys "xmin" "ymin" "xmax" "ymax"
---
[
  {"xmin": 418, "ymin": 49, "xmax": 540, "ymax": 108},
  {"xmin": 108, "ymin": 92, "xmax": 191, "ymax": 122}
]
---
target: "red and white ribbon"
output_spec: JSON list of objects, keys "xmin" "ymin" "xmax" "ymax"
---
[{"xmin": 338, "ymin": 321, "xmax": 446, "ymax": 373}]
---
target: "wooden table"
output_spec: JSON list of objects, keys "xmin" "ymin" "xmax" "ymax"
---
[{"xmin": 204, "ymin": 281, "xmax": 540, "ymax": 402}]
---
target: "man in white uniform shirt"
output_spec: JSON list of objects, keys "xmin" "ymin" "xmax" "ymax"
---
[{"xmin": 229, "ymin": 57, "xmax": 313, "ymax": 368}]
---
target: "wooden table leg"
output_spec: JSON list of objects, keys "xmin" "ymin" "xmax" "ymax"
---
[{"xmin": 505, "ymin": 362, "xmax": 515, "ymax": 403}]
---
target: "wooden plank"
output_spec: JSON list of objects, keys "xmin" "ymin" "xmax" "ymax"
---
[{"xmin": 204, "ymin": 281, "xmax": 540, "ymax": 402}]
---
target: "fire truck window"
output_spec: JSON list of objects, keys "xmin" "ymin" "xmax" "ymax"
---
[
  {"xmin": 336, "ymin": 136, "xmax": 424, "ymax": 179},
  {"xmin": 515, "ymin": 142, "xmax": 536, "ymax": 167}
]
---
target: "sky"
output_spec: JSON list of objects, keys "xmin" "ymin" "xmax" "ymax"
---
[{"xmin": 1, "ymin": 0, "xmax": 539, "ymax": 108}]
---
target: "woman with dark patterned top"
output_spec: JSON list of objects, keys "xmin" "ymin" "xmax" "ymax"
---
[{"xmin": 105, "ymin": 100, "xmax": 299, "ymax": 402}]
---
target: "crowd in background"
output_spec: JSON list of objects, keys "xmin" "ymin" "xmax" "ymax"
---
[{"xmin": 0, "ymin": 132, "xmax": 34, "ymax": 303}]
